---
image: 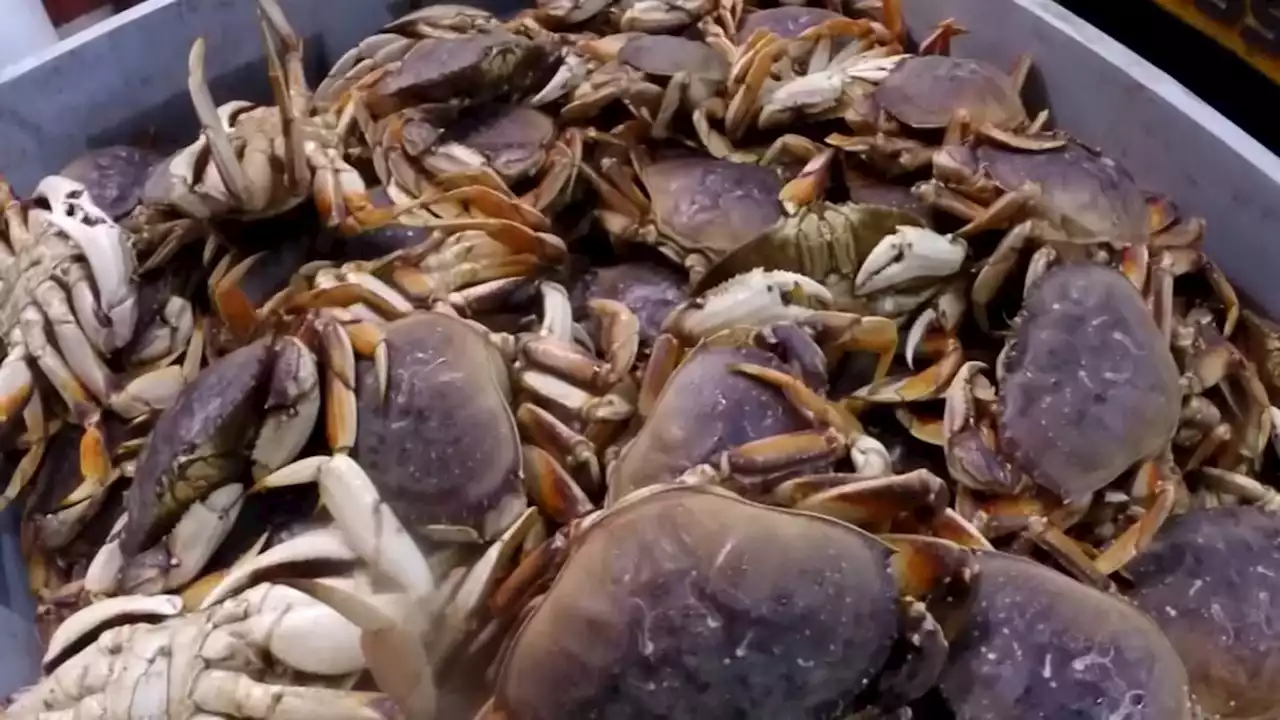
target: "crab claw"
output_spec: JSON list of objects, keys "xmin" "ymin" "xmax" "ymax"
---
[
  {"xmin": 855, "ymin": 226, "xmax": 967, "ymax": 296},
  {"xmin": 662, "ymin": 269, "xmax": 834, "ymax": 342}
]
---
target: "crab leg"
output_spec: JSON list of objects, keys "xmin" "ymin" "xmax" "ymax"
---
[
  {"xmin": 1091, "ymin": 455, "xmax": 1181, "ymax": 576},
  {"xmin": 187, "ymin": 39, "xmax": 258, "ymax": 212},
  {"xmin": 34, "ymin": 280, "xmax": 113, "ymax": 406},
  {"xmin": 257, "ymin": 0, "xmax": 311, "ymax": 188},
  {"xmin": 18, "ymin": 308, "xmax": 96, "ymax": 422},
  {"xmin": 971, "ymin": 221, "xmax": 1033, "ymax": 332},
  {"xmin": 0, "ymin": 338, "xmax": 36, "ymax": 435},
  {"xmin": 256, "ymin": 455, "xmax": 433, "ymax": 596},
  {"xmin": 523, "ymin": 444, "xmax": 595, "ymax": 523},
  {"xmin": 517, "ymin": 403, "xmax": 601, "ymax": 496},
  {"xmin": 877, "ymin": 535, "xmax": 976, "ymax": 703},
  {"xmin": 854, "ymin": 333, "xmax": 963, "ymax": 401},
  {"xmin": 728, "ymin": 363, "xmax": 896, "ymax": 480}
]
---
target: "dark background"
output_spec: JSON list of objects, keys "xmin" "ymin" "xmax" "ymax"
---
[{"xmin": 1055, "ymin": 0, "xmax": 1280, "ymax": 152}]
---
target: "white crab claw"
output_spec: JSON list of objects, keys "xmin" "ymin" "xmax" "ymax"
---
[
  {"xmin": 855, "ymin": 226, "xmax": 968, "ymax": 296},
  {"xmin": 530, "ymin": 49, "xmax": 592, "ymax": 106},
  {"xmin": 664, "ymin": 269, "xmax": 834, "ymax": 341}
]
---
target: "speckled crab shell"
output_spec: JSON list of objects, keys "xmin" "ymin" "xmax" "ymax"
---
[{"xmin": 997, "ymin": 263, "xmax": 1180, "ymax": 501}]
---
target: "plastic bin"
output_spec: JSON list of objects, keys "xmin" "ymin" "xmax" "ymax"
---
[{"xmin": 1, "ymin": 0, "xmax": 1280, "ymax": 702}]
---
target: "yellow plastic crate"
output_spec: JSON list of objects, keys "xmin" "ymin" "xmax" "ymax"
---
[{"xmin": 1150, "ymin": 0, "xmax": 1280, "ymax": 83}]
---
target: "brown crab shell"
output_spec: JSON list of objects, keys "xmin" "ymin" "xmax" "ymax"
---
[
  {"xmin": 998, "ymin": 263, "xmax": 1180, "ymax": 501},
  {"xmin": 606, "ymin": 324, "xmax": 827, "ymax": 504},
  {"xmin": 642, "ymin": 157, "xmax": 785, "ymax": 266},
  {"xmin": 875, "ymin": 55, "xmax": 1028, "ymax": 132},
  {"xmin": 492, "ymin": 484, "xmax": 901, "ymax": 719},
  {"xmin": 455, "ymin": 104, "xmax": 557, "ymax": 183},
  {"xmin": 617, "ymin": 34, "xmax": 729, "ymax": 82},
  {"xmin": 975, "ymin": 141, "xmax": 1150, "ymax": 246},
  {"xmin": 122, "ymin": 338, "xmax": 275, "ymax": 555},
  {"xmin": 1125, "ymin": 506, "xmax": 1280, "ymax": 719},
  {"xmin": 372, "ymin": 30, "xmax": 551, "ymax": 109},
  {"xmin": 572, "ymin": 261, "xmax": 689, "ymax": 347},
  {"xmin": 58, "ymin": 146, "xmax": 166, "ymax": 220},
  {"xmin": 352, "ymin": 312, "xmax": 521, "ymax": 542},
  {"xmin": 940, "ymin": 551, "xmax": 1194, "ymax": 719}
]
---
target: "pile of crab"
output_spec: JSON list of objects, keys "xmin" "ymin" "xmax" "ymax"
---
[{"xmin": 4, "ymin": 0, "xmax": 1280, "ymax": 718}]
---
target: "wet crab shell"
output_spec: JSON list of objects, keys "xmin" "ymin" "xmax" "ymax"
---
[
  {"xmin": 617, "ymin": 34, "xmax": 729, "ymax": 82},
  {"xmin": 491, "ymin": 484, "xmax": 901, "ymax": 719},
  {"xmin": 644, "ymin": 157, "xmax": 785, "ymax": 264},
  {"xmin": 372, "ymin": 29, "xmax": 552, "ymax": 109},
  {"xmin": 572, "ymin": 261, "xmax": 689, "ymax": 346},
  {"xmin": 736, "ymin": 6, "xmax": 844, "ymax": 43},
  {"xmin": 874, "ymin": 55, "xmax": 1028, "ymax": 131},
  {"xmin": 122, "ymin": 338, "xmax": 275, "ymax": 555},
  {"xmin": 453, "ymin": 104, "xmax": 558, "ymax": 183},
  {"xmin": 352, "ymin": 312, "xmax": 522, "ymax": 540},
  {"xmin": 939, "ymin": 551, "xmax": 1194, "ymax": 719},
  {"xmin": 1125, "ymin": 506, "xmax": 1280, "ymax": 719},
  {"xmin": 58, "ymin": 146, "xmax": 166, "ymax": 220},
  {"xmin": 606, "ymin": 324, "xmax": 826, "ymax": 503},
  {"xmin": 998, "ymin": 263, "xmax": 1180, "ymax": 501},
  {"xmin": 975, "ymin": 141, "xmax": 1150, "ymax": 246}
]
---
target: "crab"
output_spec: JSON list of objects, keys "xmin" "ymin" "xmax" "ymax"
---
[
  {"xmin": 4, "ymin": 583, "xmax": 399, "ymax": 719},
  {"xmin": 365, "ymin": 102, "xmax": 582, "ymax": 222},
  {"xmin": 556, "ymin": 34, "xmax": 730, "ymax": 146},
  {"xmin": 663, "ymin": 267, "xmax": 968, "ymax": 408},
  {"xmin": 914, "ymin": 140, "xmax": 1205, "ymax": 331},
  {"xmin": 353, "ymin": 26, "xmax": 555, "ymax": 118},
  {"xmin": 582, "ymin": 148, "xmax": 787, "ymax": 285},
  {"xmin": 942, "ymin": 263, "xmax": 1183, "ymax": 579},
  {"xmin": 823, "ymin": 13, "xmax": 1061, "ymax": 172},
  {"xmin": 0, "ymin": 177, "xmax": 201, "ymax": 514},
  {"xmin": 691, "ymin": 148, "xmax": 968, "ymax": 365},
  {"xmin": 938, "ymin": 550, "xmax": 1195, "ymax": 719},
  {"xmin": 571, "ymin": 259, "xmax": 689, "ymax": 349},
  {"xmin": 143, "ymin": 0, "xmax": 387, "ymax": 236},
  {"xmin": 312, "ymin": 4, "xmax": 503, "ymax": 112},
  {"xmin": 209, "ymin": 219, "xmax": 570, "ymax": 348},
  {"xmin": 722, "ymin": 13, "xmax": 907, "ymax": 142},
  {"xmin": 182, "ymin": 300, "xmax": 643, "ymax": 717},
  {"xmin": 57, "ymin": 146, "xmax": 167, "ymax": 221},
  {"xmin": 1123, "ymin": 505, "xmax": 1280, "ymax": 720},
  {"xmin": 475, "ymin": 483, "xmax": 979, "ymax": 718},
  {"xmin": 534, "ymin": 0, "xmax": 716, "ymax": 33}
]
